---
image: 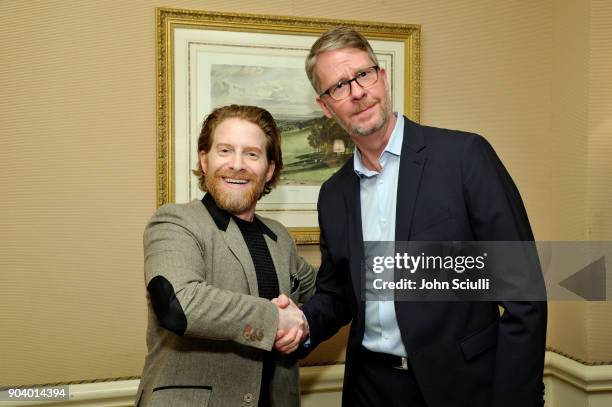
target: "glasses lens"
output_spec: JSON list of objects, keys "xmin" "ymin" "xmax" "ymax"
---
[
  {"xmin": 327, "ymin": 67, "xmax": 378, "ymax": 101},
  {"xmin": 356, "ymin": 67, "xmax": 378, "ymax": 88},
  {"xmin": 330, "ymin": 83, "xmax": 350, "ymax": 100}
]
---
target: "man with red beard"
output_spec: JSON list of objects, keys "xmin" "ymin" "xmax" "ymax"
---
[
  {"xmin": 137, "ymin": 105, "xmax": 315, "ymax": 407},
  {"xmin": 274, "ymin": 27, "xmax": 547, "ymax": 407}
]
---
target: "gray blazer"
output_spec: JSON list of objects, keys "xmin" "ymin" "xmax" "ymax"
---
[{"xmin": 136, "ymin": 196, "xmax": 316, "ymax": 407}]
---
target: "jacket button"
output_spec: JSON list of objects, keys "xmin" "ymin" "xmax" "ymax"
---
[
  {"xmin": 243, "ymin": 324, "xmax": 254, "ymax": 340},
  {"xmin": 254, "ymin": 329, "xmax": 263, "ymax": 341},
  {"xmin": 244, "ymin": 393, "xmax": 253, "ymax": 403}
]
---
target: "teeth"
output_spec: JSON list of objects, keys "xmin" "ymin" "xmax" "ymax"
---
[{"xmin": 225, "ymin": 178, "xmax": 248, "ymax": 184}]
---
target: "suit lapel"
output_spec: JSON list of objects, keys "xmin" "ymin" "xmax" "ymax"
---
[
  {"xmin": 393, "ymin": 118, "xmax": 427, "ymax": 341},
  {"xmin": 395, "ymin": 118, "xmax": 427, "ymax": 241},
  {"xmin": 222, "ymin": 220, "xmax": 260, "ymax": 296},
  {"xmin": 345, "ymin": 169, "xmax": 365, "ymax": 301},
  {"xmin": 341, "ymin": 164, "xmax": 368, "ymax": 334}
]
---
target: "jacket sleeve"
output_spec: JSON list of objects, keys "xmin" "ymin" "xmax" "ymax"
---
[
  {"xmin": 299, "ymin": 184, "xmax": 355, "ymax": 354},
  {"xmin": 295, "ymin": 253, "xmax": 317, "ymax": 304},
  {"xmin": 461, "ymin": 134, "xmax": 547, "ymax": 406},
  {"xmin": 144, "ymin": 206, "xmax": 279, "ymax": 351}
]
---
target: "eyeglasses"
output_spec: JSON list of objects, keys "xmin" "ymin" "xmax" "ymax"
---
[{"xmin": 319, "ymin": 66, "xmax": 380, "ymax": 101}]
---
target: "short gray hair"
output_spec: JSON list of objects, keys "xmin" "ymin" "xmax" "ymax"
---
[{"xmin": 305, "ymin": 26, "xmax": 379, "ymax": 93}]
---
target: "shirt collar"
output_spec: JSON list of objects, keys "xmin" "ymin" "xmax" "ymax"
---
[
  {"xmin": 353, "ymin": 113, "xmax": 404, "ymax": 177},
  {"xmin": 201, "ymin": 193, "xmax": 277, "ymax": 241}
]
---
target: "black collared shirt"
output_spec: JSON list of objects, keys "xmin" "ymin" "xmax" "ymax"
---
[
  {"xmin": 201, "ymin": 193, "xmax": 279, "ymax": 299},
  {"xmin": 202, "ymin": 193, "xmax": 277, "ymax": 241}
]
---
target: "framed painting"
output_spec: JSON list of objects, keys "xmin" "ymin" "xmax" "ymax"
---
[{"xmin": 156, "ymin": 8, "xmax": 421, "ymax": 243}]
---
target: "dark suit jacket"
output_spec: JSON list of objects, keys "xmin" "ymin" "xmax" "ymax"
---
[{"xmin": 301, "ymin": 117, "xmax": 547, "ymax": 407}]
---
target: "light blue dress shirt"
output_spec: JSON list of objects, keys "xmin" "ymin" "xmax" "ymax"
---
[{"xmin": 354, "ymin": 114, "xmax": 407, "ymax": 357}]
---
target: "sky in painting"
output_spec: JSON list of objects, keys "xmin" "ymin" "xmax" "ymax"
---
[{"xmin": 211, "ymin": 65, "xmax": 322, "ymax": 120}]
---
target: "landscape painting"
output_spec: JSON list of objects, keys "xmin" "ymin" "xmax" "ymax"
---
[
  {"xmin": 210, "ymin": 64, "xmax": 354, "ymax": 186},
  {"xmin": 158, "ymin": 9, "xmax": 419, "ymax": 235}
]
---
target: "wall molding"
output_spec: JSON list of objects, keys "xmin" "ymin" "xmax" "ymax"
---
[
  {"xmin": 0, "ymin": 365, "xmax": 345, "ymax": 407},
  {"xmin": 546, "ymin": 347, "xmax": 612, "ymax": 366},
  {"xmin": 544, "ymin": 352, "xmax": 612, "ymax": 407},
  {"xmin": 2, "ymin": 353, "xmax": 611, "ymax": 406},
  {"xmin": 545, "ymin": 351, "xmax": 612, "ymax": 392}
]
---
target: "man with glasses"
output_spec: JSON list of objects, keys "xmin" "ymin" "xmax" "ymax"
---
[{"xmin": 273, "ymin": 26, "xmax": 546, "ymax": 407}]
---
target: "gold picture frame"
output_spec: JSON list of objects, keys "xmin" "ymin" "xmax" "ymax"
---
[{"xmin": 156, "ymin": 8, "xmax": 421, "ymax": 244}]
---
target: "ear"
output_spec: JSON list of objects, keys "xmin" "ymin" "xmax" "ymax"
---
[
  {"xmin": 379, "ymin": 67, "xmax": 389, "ymax": 88},
  {"xmin": 198, "ymin": 150, "xmax": 208, "ymax": 174},
  {"xmin": 316, "ymin": 96, "xmax": 333, "ymax": 119},
  {"xmin": 265, "ymin": 161, "xmax": 276, "ymax": 183}
]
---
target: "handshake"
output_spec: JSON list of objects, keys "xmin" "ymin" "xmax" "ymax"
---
[{"xmin": 272, "ymin": 294, "xmax": 308, "ymax": 355}]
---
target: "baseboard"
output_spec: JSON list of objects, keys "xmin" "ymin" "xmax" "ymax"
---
[
  {"xmin": 2, "ymin": 352, "xmax": 610, "ymax": 406},
  {"xmin": 0, "ymin": 366, "xmax": 344, "ymax": 407},
  {"xmin": 544, "ymin": 352, "xmax": 612, "ymax": 407},
  {"xmin": 0, "ymin": 380, "xmax": 140, "ymax": 407}
]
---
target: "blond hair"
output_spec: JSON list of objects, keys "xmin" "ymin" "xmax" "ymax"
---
[{"xmin": 305, "ymin": 26, "xmax": 379, "ymax": 93}]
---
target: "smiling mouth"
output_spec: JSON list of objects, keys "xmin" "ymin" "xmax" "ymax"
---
[{"xmin": 223, "ymin": 177, "xmax": 249, "ymax": 185}]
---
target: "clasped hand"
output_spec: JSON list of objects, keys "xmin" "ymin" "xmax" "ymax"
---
[{"xmin": 272, "ymin": 294, "xmax": 308, "ymax": 354}]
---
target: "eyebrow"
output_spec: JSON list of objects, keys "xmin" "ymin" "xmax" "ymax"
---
[
  {"xmin": 215, "ymin": 143, "xmax": 263, "ymax": 153},
  {"xmin": 327, "ymin": 66, "xmax": 373, "ymax": 87}
]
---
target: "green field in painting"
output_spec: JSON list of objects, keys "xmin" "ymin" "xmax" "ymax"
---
[{"xmin": 280, "ymin": 128, "xmax": 348, "ymax": 185}]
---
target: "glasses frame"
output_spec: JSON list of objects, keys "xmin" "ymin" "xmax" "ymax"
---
[{"xmin": 319, "ymin": 65, "xmax": 380, "ymax": 101}]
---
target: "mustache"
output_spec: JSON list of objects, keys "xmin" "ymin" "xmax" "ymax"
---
[
  {"xmin": 352, "ymin": 100, "xmax": 377, "ymax": 115},
  {"xmin": 214, "ymin": 169, "xmax": 256, "ymax": 182}
]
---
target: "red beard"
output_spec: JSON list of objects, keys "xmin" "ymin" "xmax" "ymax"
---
[{"xmin": 205, "ymin": 168, "xmax": 266, "ymax": 216}]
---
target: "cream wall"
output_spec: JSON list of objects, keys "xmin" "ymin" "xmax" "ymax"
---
[
  {"xmin": 1, "ymin": 0, "xmax": 610, "ymax": 386},
  {"xmin": 585, "ymin": 0, "xmax": 612, "ymax": 363},
  {"xmin": 546, "ymin": 0, "xmax": 591, "ymax": 363},
  {"xmin": 547, "ymin": 0, "xmax": 612, "ymax": 364}
]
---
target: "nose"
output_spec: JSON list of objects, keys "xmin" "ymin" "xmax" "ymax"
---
[
  {"xmin": 229, "ymin": 151, "xmax": 245, "ymax": 171},
  {"xmin": 350, "ymin": 79, "xmax": 366, "ymax": 100}
]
